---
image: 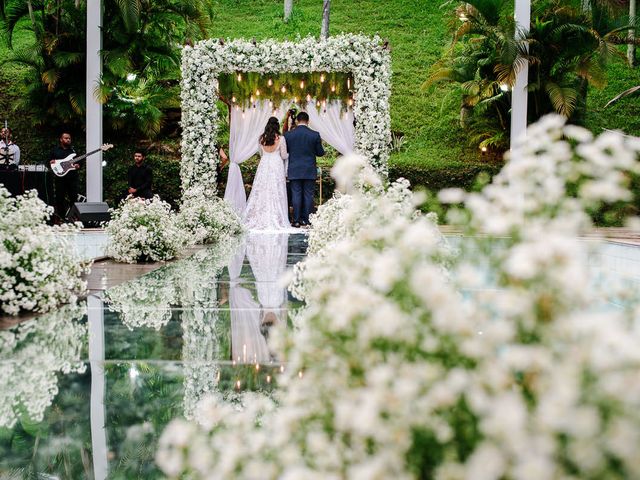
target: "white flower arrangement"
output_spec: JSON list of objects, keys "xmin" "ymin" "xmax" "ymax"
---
[
  {"xmin": 156, "ymin": 116, "xmax": 640, "ymax": 480},
  {"xmin": 105, "ymin": 196, "xmax": 187, "ymax": 263},
  {"xmin": 180, "ymin": 34, "xmax": 392, "ymax": 193},
  {"xmin": 177, "ymin": 187, "xmax": 244, "ymax": 245},
  {"xmin": 0, "ymin": 188, "xmax": 88, "ymax": 315},
  {"xmin": 0, "ymin": 303, "xmax": 87, "ymax": 428}
]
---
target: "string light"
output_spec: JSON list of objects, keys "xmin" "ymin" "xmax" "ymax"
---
[
  {"xmin": 348, "ymin": 98, "xmax": 353, "ymax": 106},
  {"xmin": 268, "ymin": 78, "xmax": 273, "ymax": 86},
  {"xmin": 281, "ymin": 85, "xmax": 286, "ymax": 93},
  {"xmin": 269, "ymin": 100, "xmax": 273, "ymax": 108},
  {"xmin": 237, "ymin": 73, "xmax": 242, "ymax": 81},
  {"xmin": 480, "ymin": 146, "xmax": 488, "ymax": 153},
  {"xmin": 232, "ymin": 96, "xmax": 236, "ymax": 103},
  {"xmin": 347, "ymin": 78, "xmax": 351, "ymax": 89},
  {"xmin": 256, "ymin": 89, "xmax": 261, "ymax": 96},
  {"xmin": 300, "ymin": 80, "xmax": 305, "ymax": 89},
  {"xmin": 306, "ymin": 94, "xmax": 312, "ymax": 102},
  {"xmin": 294, "ymin": 97, "xmax": 298, "ymax": 103},
  {"xmin": 320, "ymin": 74, "xmax": 325, "ymax": 83},
  {"xmin": 235, "ymin": 379, "xmax": 241, "ymax": 389},
  {"xmin": 250, "ymin": 95, "xmax": 254, "ymax": 103},
  {"xmin": 316, "ymin": 100, "xmax": 321, "ymax": 107},
  {"xmin": 255, "ymin": 363, "xmax": 260, "ymax": 371},
  {"xmin": 331, "ymin": 85, "xmax": 335, "ymax": 92},
  {"xmin": 267, "ymin": 375, "xmax": 272, "ymax": 383}
]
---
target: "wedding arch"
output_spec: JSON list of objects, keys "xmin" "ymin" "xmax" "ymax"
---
[{"xmin": 180, "ymin": 34, "xmax": 392, "ymax": 200}]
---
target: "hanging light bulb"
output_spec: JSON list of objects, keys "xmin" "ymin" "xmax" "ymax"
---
[
  {"xmin": 235, "ymin": 380, "xmax": 241, "ymax": 389},
  {"xmin": 237, "ymin": 73, "xmax": 242, "ymax": 81},
  {"xmin": 320, "ymin": 74, "xmax": 325, "ymax": 83},
  {"xmin": 268, "ymin": 78, "xmax": 273, "ymax": 86},
  {"xmin": 250, "ymin": 95, "xmax": 254, "ymax": 103},
  {"xmin": 232, "ymin": 96, "xmax": 236, "ymax": 103},
  {"xmin": 281, "ymin": 85, "xmax": 286, "ymax": 93},
  {"xmin": 331, "ymin": 85, "xmax": 335, "ymax": 92},
  {"xmin": 294, "ymin": 97, "xmax": 298, "ymax": 103},
  {"xmin": 269, "ymin": 100, "xmax": 273, "ymax": 108},
  {"xmin": 347, "ymin": 78, "xmax": 351, "ymax": 89},
  {"xmin": 256, "ymin": 89, "xmax": 261, "ymax": 96},
  {"xmin": 316, "ymin": 100, "xmax": 321, "ymax": 107},
  {"xmin": 306, "ymin": 94, "xmax": 312, "ymax": 102},
  {"xmin": 300, "ymin": 80, "xmax": 305, "ymax": 89},
  {"xmin": 348, "ymin": 98, "xmax": 353, "ymax": 106}
]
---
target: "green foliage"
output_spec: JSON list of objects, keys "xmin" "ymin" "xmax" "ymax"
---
[
  {"xmin": 218, "ymin": 71, "xmax": 354, "ymax": 108},
  {"xmin": 428, "ymin": 0, "xmax": 635, "ymax": 151}
]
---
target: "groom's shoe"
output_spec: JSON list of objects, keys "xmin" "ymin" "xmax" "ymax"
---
[{"xmin": 292, "ymin": 222, "xmax": 301, "ymax": 228}]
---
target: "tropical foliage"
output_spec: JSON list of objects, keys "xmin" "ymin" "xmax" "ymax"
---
[
  {"xmin": 426, "ymin": 0, "xmax": 634, "ymax": 151},
  {"xmin": 0, "ymin": 0, "xmax": 212, "ymax": 137}
]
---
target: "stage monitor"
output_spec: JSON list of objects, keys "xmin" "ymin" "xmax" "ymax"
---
[{"xmin": 68, "ymin": 202, "xmax": 110, "ymax": 228}]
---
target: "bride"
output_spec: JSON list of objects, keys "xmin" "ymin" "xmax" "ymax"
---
[{"xmin": 243, "ymin": 116, "xmax": 291, "ymax": 231}]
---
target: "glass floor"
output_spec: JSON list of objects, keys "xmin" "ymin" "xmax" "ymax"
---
[
  {"xmin": 0, "ymin": 232, "xmax": 307, "ymax": 480},
  {"xmin": 1, "ymin": 233, "xmax": 640, "ymax": 479}
]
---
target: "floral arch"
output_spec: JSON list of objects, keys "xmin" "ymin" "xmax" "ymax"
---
[{"xmin": 180, "ymin": 34, "xmax": 392, "ymax": 196}]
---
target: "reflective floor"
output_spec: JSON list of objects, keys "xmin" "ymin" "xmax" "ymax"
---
[
  {"xmin": 0, "ymin": 232, "xmax": 307, "ymax": 480},
  {"xmin": 1, "ymin": 234, "xmax": 640, "ymax": 479}
]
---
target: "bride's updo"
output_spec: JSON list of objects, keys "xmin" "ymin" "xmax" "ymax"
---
[{"xmin": 260, "ymin": 116, "xmax": 281, "ymax": 146}]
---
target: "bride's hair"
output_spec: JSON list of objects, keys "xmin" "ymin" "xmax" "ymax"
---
[{"xmin": 260, "ymin": 117, "xmax": 281, "ymax": 146}]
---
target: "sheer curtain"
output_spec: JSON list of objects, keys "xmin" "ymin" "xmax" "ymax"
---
[
  {"xmin": 306, "ymin": 100, "xmax": 355, "ymax": 155},
  {"xmin": 224, "ymin": 101, "xmax": 289, "ymax": 214}
]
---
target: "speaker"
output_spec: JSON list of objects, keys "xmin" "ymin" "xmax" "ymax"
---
[{"xmin": 68, "ymin": 202, "xmax": 111, "ymax": 227}]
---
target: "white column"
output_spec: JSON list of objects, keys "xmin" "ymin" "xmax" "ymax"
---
[
  {"xmin": 86, "ymin": 0, "xmax": 103, "ymax": 202},
  {"xmin": 511, "ymin": 0, "xmax": 530, "ymax": 146},
  {"xmin": 88, "ymin": 295, "xmax": 108, "ymax": 480}
]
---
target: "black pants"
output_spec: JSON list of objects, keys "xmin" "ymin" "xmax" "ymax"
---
[
  {"xmin": 289, "ymin": 179, "xmax": 315, "ymax": 224},
  {"xmin": 54, "ymin": 172, "xmax": 79, "ymax": 221}
]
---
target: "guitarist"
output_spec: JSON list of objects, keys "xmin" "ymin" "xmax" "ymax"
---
[{"xmin": 49, "ymin": 131, "xmax": 80, "ymax": 223}]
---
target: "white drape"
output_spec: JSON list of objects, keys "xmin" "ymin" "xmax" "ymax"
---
[
  {"xmin": 306, "ymin": 100, "xmax": 355, "ymax": 155},
  {"xmin": 224, "ymin": 101, "xmax": 289, "ymax": 214}
]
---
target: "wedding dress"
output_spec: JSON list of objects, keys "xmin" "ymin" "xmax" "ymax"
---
[{"xmin": 242, "ymin": 137, "xmax": 291, "ymax": 231}]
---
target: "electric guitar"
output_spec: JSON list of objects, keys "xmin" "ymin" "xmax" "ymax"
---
[{"xmin": 51, "ymin": 144, "xmax": 113, "ymax": 177}]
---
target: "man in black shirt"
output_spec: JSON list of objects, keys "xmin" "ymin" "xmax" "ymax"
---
[
  {"xmin": 49, "ymin": 132, "xmax": 80, "ymax": 222},
  {"xmin": 127, "ymin": 150, "xmax": 153, "ymax": 199}
]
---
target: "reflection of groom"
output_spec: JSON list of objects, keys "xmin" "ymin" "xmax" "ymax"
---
[{"xmin": 284, "ymin": 112, "xmax": 325, "ymax": 228}]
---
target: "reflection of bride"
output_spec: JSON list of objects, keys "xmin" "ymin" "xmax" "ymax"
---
[{"xmin": 229, "ymin": 233, "xmax": 289, "ymax": 363}]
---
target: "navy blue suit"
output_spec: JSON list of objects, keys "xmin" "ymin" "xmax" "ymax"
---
[{"xmin": 284, "ymin": 125, "xmax": 325, "ymax": 224}]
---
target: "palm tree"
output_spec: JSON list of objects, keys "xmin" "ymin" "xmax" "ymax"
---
[
  {"xmin": 426, "ymin": 0, "xmax": 623, "ymax": 150},
  {"xmin": 321, "ymin": 0, "xmax": 330, "ymax": 40},
  {"xmin": 284, "ymin": 0, "xmax": 293, "ymax": 22}
]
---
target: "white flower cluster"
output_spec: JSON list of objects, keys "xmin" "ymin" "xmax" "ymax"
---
[
  {"xmin": 180, "ymin": 33, "xmax": 392, "ymax": 192},
  {"xmin": 0, "ymin": 188, "xmax": 88, "ymax": 315},
  {"xmin": 0, "ymin": 303, "xmax": 87, "ymax": 428},
  {"xmin": 107, "ymin": 192, "xmax": 244, "ymax": 263},
  {"xmin": 177, "ymin": 186, "xmax": 244, "ymax": 245},
  {"xmin": 156, "ymin": 116, "xmax": 640, "ymax": 480},
  {"xmin": 106, "ymin": 196, "xmax": 187, "ymax": 263}
]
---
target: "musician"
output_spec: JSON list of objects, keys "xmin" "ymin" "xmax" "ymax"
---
[
  {"xmin": 127, "ymin": 150, "xmax": 153, "ymax": 199},
  {"xmin": 0, "ymin": 127, "xmax": 20, "ymax": 166},
  {"xmin": 49, "ymin": 132, "xmax": 80, "ymax": 222}
]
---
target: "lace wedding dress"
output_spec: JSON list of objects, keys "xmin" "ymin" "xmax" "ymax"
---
[{"xmin": 243, "ymin": 138, "xmax": 291, "ymax": 231}]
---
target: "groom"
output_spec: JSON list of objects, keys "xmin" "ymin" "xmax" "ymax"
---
[{"xmin": 284, "ymin": 111, "xmax": 325, "ymax": 228}]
